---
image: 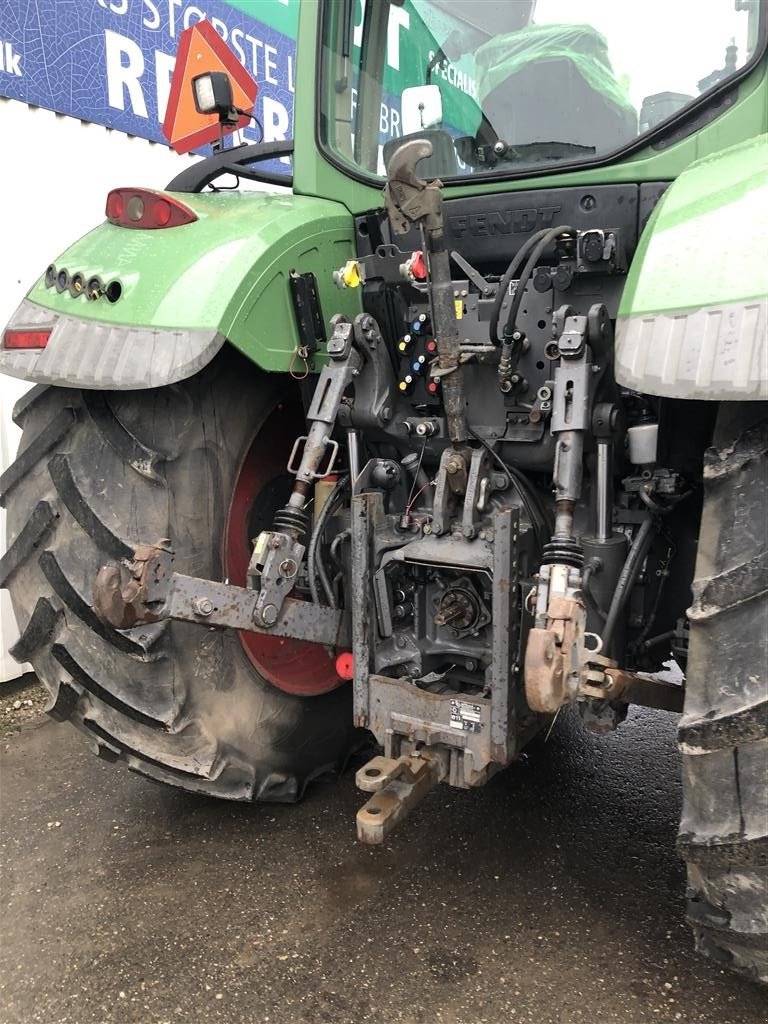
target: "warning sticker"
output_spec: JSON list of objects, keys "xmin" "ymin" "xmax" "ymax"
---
[{"xmin": 450, "ymin": 699, "xmax": 483, "ymax": 733}]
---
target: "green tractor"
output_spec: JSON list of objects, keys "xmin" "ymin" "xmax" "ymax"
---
[{"xmin": 1, "ymin": 0, "xmax": 766, "ymax": 983}]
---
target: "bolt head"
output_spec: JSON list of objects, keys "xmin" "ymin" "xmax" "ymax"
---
[
  {"xmin": 423, "ymin": 524, "xmax": 432, "ymax": 535},
  {"xmin": 194, "ymin": 597, "xmax": 214, "ymax": 616},
  {"xmin": 279, "ymin": 559, "xmax": 298, "ymax": 578},
  {"xmin": 260, "ymin": 604, "xmax": 278, "ymax": 626},
  {"xmin": 269, "ymin": 536, "xmax": 282, "ymax": 550}
]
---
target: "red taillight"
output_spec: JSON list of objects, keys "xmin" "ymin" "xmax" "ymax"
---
[
  {"xmin": 105, "ymin": 188, "xmax": 197, "ymax": 229},
  {"xmin": 106, "ymin": 191, "xmax": 124, "ymax": 220},
  {"xmin": 153, "ymin": 199, "xmax": 172, "ymax": 227},
  {"xmin": 3, "ymin": 329, "xmax": 52, "ymax": 350}
]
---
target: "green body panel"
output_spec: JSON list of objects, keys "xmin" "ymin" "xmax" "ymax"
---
[
  {"xmin": 618, "ymin": 134, "xmax": 768, "ymax": 318},
  {"xmin": 292, "ymin": 3, "xmax": 768, "ymax": 213},
  {"xmin": 26, "ymin": 192, "xmax": 362, "ymax": 373},
  {"xmin": 614, "ymin": 134, "xmax": 768, "ymax": 400}
]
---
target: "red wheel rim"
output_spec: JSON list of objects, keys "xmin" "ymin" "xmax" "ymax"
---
[{"xmin": 224, "ymin": 401, "xmax": 343, "ymax": 697}]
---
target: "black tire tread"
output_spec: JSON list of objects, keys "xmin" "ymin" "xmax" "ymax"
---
[
  {"xmin": 0, "ymin": 406, "xmax": 77, "ymax": 506},
  {"xmin": 678, "ymin": 406, "xmax": 768, "ymax": 984},
  {"xmin": 0, "ymin": 500, "xmax": 58, "ymax": 588},
  {"xmin": 679, "ymin": 698, "xmax": 768, "ymax": 752},
  {"xmin": 2, "ymin": 350, "xmax": 358, "ymax": 802},
  {"xmin": 9, "ymin": 596, "xmax": 62, "ymax": 663},
  {"xmin": 47, "ymin": 452, "xmax": 133, "ymax": 561}
]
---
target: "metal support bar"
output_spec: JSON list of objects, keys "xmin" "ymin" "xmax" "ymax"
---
[
  {"xmin": 347, "ymin": 429, "xmax": 362, "ymax": 492},
  {"xmin": 164, "ymin": 573, "xmax": 350, "ymax": 646},
  {"xmin": 596, "ymin": 440, "xmax": 612, "ymax": 543},
  {"xmin": 94, "ymin": 549, "xmax": 351, "ymax": 646},
  {"xmin": 350, "ymin": 492, "xmax": 378, "ymax": 727},
  {"xmin": 489, "ymin": 506, "xmax": 518, "ymax": 764},
  {"xmin": 588, "ymin": 667, "xmax": 685, "ymax": 713}
]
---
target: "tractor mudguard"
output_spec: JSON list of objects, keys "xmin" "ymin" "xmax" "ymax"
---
[
  {"xmin": 615, "ymin": 133, "xmax": 768, "ymax": 400},
  {"xmin": 0, "ymin": 191, "xmax": 362, "ymax": 389}
]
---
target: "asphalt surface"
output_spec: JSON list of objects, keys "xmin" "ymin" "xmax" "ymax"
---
[{"xmin": 1, "ymin": 706, "xmax": 765, "ymax": 1024}]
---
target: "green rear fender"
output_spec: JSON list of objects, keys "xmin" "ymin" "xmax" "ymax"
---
[
  {"xmin": 615, "ymin": 134, "xmax": 768, "ymax": 400},
  {"xmin": 1, "ymin": 191, "xmax": 362, "ymax": 387}
]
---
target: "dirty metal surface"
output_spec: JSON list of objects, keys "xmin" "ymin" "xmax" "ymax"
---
[
  {"xmin": 164, "ymin": 573, "xmax": 351, "ymax": 648},
  {"xmin": 2, "ymin": 708, "xmax": 766, "ymax": 1024},
  {"xmin": 489, "ymin": 506, "xmax": 518, "ymax": 764},
  {"xmin": 366, "ymin": 674, "xmax": 492, "ymax": 772},
  {"xmin": 355, "ymin": 752, "xmax": 445, "ymax": 844}
]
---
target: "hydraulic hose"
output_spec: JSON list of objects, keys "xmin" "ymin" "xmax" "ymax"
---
[
  {"xmin": 601, "ymin": 517, "xmax": 656, "ymax": 659},
  {"xmin": 467, "ymin": 426, "xmax": 550, "ymax": 554},
  {"xmin": 488, "ymin": 229, "xmax": 549, "ymax": 345},
  {"xmin": 501, "ymin": 224, "xmax": 574, "ymax": 342}
]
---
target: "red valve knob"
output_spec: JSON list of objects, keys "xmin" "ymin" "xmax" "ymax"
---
[{"xmin": 409, "ymin": 251, "xmax": 427, "ymax": 281}]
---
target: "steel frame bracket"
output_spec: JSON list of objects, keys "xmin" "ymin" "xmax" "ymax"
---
[{"xmin": 94, "ymin": 548, "xmax": 350, "ymax": 648}]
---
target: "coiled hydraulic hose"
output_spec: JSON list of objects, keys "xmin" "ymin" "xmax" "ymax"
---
[
  {"xmin": 501, "ymin": 224, "xmax": 575, "ymax": 343},
  {"xmin": 489, "ymin": 224, "xmax": 574, "ymax": 346},
  {"xmin": 488, "ymin": 228, "xmax": 549, "ymax": 345}
]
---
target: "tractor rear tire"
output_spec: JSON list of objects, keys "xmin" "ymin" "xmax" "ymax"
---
[
  {"xmin": 678, "ymin": 404, "xmax": 768, "ymax": 983},
  {"xmin": 0, "ymin": 346, "xmax": 359, "ymax": 802}
]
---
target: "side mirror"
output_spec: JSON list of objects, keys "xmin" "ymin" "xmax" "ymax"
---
[{"xmin": 401, "ymin": 85, "xmax": 443, "ymax": 136}]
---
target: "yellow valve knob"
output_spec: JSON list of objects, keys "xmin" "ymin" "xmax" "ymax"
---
[{"xmin": 341, "ymin": 260, "xmax": 361, "ymax": 288}]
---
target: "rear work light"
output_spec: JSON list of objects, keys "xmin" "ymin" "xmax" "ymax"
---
[
  {"xmin": 105, "ymin": 189, "xmax": 198, "ymax": 229},
  {"xmin": 3, "ymin": 329, "xmax": 52, "ymax": 350}
]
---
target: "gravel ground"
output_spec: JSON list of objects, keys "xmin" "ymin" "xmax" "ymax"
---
[
  {"xmin": 0, "ymin": 704, "xmax": 765, "ymax": 1024},
  {"xmin": 0, "ymin": 674, "xmax": 47, "ymax": 736}
]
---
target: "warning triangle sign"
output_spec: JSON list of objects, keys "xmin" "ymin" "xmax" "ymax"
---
[{"xmin": 163, "ymin": 20, "xmax": 258, "ymax": 155}]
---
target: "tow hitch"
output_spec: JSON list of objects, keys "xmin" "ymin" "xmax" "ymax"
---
[{"xmin": 355, "ymin": 750, "xmax": 447, "ymax": 844}]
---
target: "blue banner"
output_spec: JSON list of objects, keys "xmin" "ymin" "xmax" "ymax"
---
[{"xmin": 0, "ymin": 1, "xmax": 297, "ymax": 153}]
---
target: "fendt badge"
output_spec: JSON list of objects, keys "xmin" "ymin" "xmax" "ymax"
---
[{"xmin": 448, "ymin": 205, "xmax": 562, "ymax": 238}]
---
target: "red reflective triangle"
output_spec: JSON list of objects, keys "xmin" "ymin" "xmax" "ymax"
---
[{"xmin": 163, "ymin": 20, "xmax": 258, "ymax": 155}]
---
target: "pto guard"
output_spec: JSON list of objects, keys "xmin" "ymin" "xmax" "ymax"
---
[{"xmin": 0, "ymin": 191, "xmax": 362, "ymax": 389}]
